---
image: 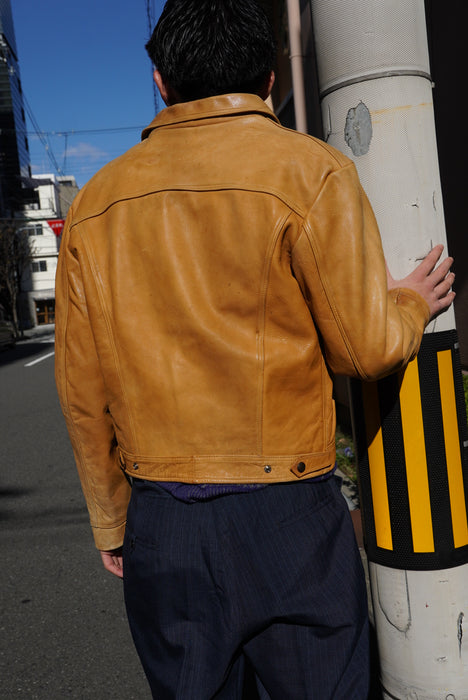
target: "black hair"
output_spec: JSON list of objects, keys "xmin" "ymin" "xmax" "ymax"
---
[{"xmin": 146, "ymin": 0, "xmax": 276, "ymax": 102}]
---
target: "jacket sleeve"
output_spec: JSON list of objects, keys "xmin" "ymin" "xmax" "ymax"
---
[
  {"xmin": 55, "ymin": 210, "xmax": 131, "ymax": 550},
  {"xmin": 291, "ymin": 161, "xmax": 430, "ymax": 380}
]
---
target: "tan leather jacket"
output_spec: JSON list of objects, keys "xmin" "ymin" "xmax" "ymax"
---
[{"xmin": 55, "ymin": 94, "xmax": 429, "ymax": 550}]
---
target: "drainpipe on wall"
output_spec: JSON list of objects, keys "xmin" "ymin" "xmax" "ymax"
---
[
  {"xmin": 286, "ymin": 0, "xmax": 308, "ymax": 134},
  {"xmin": 309, "ymin": 1, "xmax": 468, "ymax": 697}
]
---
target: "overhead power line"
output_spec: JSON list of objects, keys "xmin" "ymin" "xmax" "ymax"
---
[
  {"xmin": 22, "ymin": 92, "xmax": 63, "ymax": 176},
  {"xmin": 0, "ymin": 125, "xmax": 146, "ymax": 137},
  {"xmin": 27, "ymin": 126, "xmax": 146, "ymax": 175},
  {"xmin": 26, "ymin": 126, "xmax": 146, "ymax": 137},
  {"xmin": 5, "ymin": 2, "xmax": 162, "ymax": 179}
]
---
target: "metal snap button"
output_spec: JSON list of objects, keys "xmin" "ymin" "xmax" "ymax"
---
[
  {"xmin": 297, "ymin": 461, "xmax": 306, "ymax": 473},
  {"xmin": 133, "ymin": 462, "xmax": 139, "ymax": 470},
  {"xmin": 264, "ymin": 465, "xmax": 272, "ymax": 473}
]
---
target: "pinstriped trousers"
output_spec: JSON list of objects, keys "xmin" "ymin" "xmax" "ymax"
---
[{"xmin": 123, "ymin": 476, "xmax": 370, "ymax": 699}]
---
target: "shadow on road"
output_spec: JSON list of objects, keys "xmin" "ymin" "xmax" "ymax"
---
[
  {"xmin": 0, "ymin": 486, "xmax": 33, "ymax": 498},
  {"xmin": 0, "ymin": 481, "xmax": 89, "ymax": 529},
  {"xmin": 0, "ymin": 484, "xmax": 35, "ymax": 523}
]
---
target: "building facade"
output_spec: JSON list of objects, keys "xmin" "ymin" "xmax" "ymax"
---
[
  {"xmin": 0, "ymin": 0, "xmax": 80, "ymax": 330},
  {"xmin": 18, "ymin": 174, "xmax": 78, "ymax": 328},
  {"xmin": 0, "ymin": 0, "xmax": 36, "ymax": 216}
]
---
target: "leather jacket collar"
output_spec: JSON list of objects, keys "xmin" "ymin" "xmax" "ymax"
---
[{"xmin": 141, "ymin": 93, "xmax": 279, "ymax": 140}]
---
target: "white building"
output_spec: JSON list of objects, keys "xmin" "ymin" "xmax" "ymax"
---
[{"xmin": 19, "ymin": 174, "xmax": 79, "ymax": 328}]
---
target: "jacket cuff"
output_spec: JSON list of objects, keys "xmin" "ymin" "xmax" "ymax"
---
[
  {"xmin": 92, "ymin": 520, "xmax": 127, "ymax": 551},
  {"xmin": 389, "ymin": 287, "xmax": 431, "ymax": 329}
]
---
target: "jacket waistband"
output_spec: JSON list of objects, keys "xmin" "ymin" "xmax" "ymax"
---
[{"xmin": 118, "ymin": 449, "xmax": 336, "ymax": 483}]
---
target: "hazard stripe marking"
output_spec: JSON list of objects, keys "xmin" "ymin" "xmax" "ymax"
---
[
  {"xmin": 399, "ymin": 359, "xmax": 435, "ymax": 552},
  {"xmin": 362, "ymin": 382, "xmax": 393, "ymax": 550},
  {"xmin": 352, "ymin": 330, "xmax": 468, "ymax": 570},
  {"xmin": 437, "ymin": 349, "xmax": 468, "ymax": 548}
]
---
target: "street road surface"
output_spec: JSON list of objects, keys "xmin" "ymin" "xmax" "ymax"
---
[{"xmin": 0, "ymin": 334, "xmax": 151, "ymax": 699}]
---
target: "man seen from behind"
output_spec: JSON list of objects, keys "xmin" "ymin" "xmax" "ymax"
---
[{"xmin": 55, "ymin": 1, "xmax": 455, "ymax": 697}]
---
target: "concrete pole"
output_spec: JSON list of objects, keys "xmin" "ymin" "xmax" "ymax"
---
[{"xmin": 308, "ymin": 1, "xmax": 468, "ymax": 697}]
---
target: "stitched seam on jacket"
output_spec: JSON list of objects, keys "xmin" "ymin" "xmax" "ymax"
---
[
  {"xmin": 320, "ymin": 356, "xmax": 327, "ymax": 447},
  {"xmin": 256, "ymin": 211, "xmax": 294, "ymax": 454},
  {"xmin": 58, "ymin": 232, "xmax": 98, "ymax": 524},
  {"xmin": 119, "ymin": 450, "xmax": 334, "ymax": 462},
  {"xmin": 300, "ymin": 223, "xmax": 366, "ymax": 378},
  {"xmin": 69, "ymin": 186, "xmax": 316, "ymax": 229},
  {"xmin": 78, "ymin": 228, "xmax": 140, "ymax": 452},
  {"xmin": 292, "ymin": 164, "xmax": 367, "ymax": 378},
  {"xmin": 92, "ymin": 519, "xmax": 127, "ymax": 532}
]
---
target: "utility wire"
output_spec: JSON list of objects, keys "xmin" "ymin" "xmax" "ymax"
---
[
  {"xmin": 21, "ymin": 96, "xmax": 61, "ymax": 176},
  {"xmin": 30, "ymin": 126, "xmax": 146, "ymax": 137},
  {"xmin": 0, "ymin": 125, "xmax": 146, "ymax": 137},
  {"xmin": 62, "ymin": 132, "xmax": 68, "ymax": 175},
  {"xmin": 4, "ymin": 2, "xmax": 162, "ymax": 178},
  {"xmin": 1, "ymin": 125, "xmax": 147, "ymax": 137}
]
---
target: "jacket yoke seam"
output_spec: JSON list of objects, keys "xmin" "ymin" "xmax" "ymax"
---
[{"xmin": 70, "ymin": 185, "xmax": 311, "ymax": 228}]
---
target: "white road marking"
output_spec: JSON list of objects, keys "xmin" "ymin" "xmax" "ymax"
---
[{"xmin": 25, "ymin": 351, "xmax": 55, "ymax": 367}]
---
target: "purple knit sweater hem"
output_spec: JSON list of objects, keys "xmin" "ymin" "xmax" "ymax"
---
[{"xmin": 155, "ymin": 465, "xmax": 337, "ymax": 503}]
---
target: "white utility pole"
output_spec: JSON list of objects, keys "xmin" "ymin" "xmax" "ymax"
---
[{"xmin": 307, "ymin": 1, "xmax": 468, "ymax": 697}]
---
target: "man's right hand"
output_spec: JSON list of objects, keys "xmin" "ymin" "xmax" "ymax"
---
[
  {"xmin": 100, "ymin": 548, "xmax": 124, "ymax": 579},
  {"xmin": 386, "ymin": 244, "xmax": 455, "ymax": 321}
]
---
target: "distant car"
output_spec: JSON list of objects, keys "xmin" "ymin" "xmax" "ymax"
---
[{"xmin": 0, "ymin": 306, "xmax": 16, "ymax": 349}]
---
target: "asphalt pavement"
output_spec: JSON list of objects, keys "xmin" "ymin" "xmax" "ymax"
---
[{"xmin": 0, "ymin": 333, "xmax": 151, "ymax": 699}]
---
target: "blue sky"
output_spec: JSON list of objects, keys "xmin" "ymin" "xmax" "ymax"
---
[{"xmin": 12, "ymin": 1, "xmax": 165, "ymax": 188}]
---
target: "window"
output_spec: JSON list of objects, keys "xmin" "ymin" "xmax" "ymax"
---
[
  {"xmin": 28, "ymin": 223, "xmax": 43, "ymax": 236},
  {"xmin": 32, "ymin": 260, "xmax": 47, "ymax": 273},
  {"xmin": 35, "ymin": 299, "xmax": 55, "ymax": 325}
]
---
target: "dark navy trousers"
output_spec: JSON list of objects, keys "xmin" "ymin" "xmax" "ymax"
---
[{"xmin": 123, "ymin": 476, "xmax": 370, "ymax": 699}]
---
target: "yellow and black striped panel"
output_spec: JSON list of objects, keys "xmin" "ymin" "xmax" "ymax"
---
[{"xmin": 351, "ymin": 330, "xmax": 468, "ymax": 570}]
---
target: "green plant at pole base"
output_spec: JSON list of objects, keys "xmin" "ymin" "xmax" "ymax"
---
[{"xmin": 335, "ymin": 427, "xmax": 357, "ymax": 483}]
